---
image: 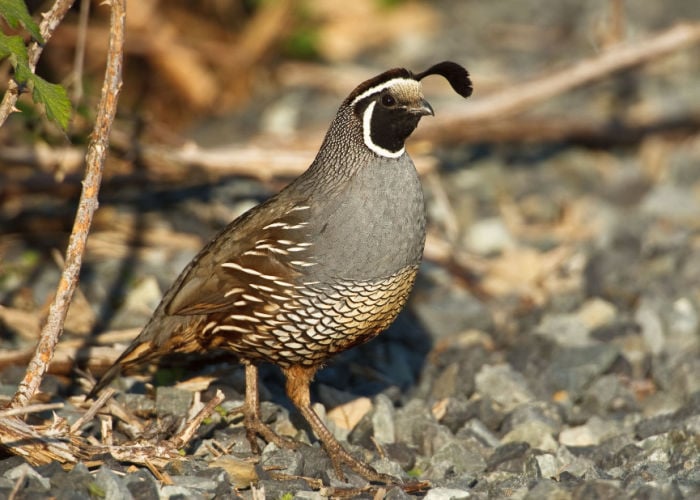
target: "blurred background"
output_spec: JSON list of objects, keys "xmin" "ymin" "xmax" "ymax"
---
[{"xmin": 0, "ymin": 0, "xmax": 699, "ymax": 409}]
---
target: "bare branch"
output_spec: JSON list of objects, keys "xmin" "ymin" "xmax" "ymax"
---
[
  {"xmin": 9, "ymin": 0, "xmax": 127, "ymax": 409},
  {"xmin": 170, "ymin": 389, "xmax": 225, "ymax": 450},
  {"xmin": 0, "ymin": 402, "xmax": 64, "ymax": 419},
  {"xmin": 416, "ymin": 22, "xmax": 700, "ymax": 141},
  {"xmin": 0, "ymin": 414, "xmax": 80, "ymax": 465},
  {"xmin": 0, "ymin": 0, "xmax": 76, "ymax": 128},
  {"xmin": 70, "ymin": 389, "xmax": 115, "ymax": 433}
]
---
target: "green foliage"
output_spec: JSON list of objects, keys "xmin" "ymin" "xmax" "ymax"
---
[
  {"xmin": 30, "ymin": 71, "xmax": 71, "ymax": 129},
  {"xmin": 0, "ymin": 0, "xmax": 72, "ymax": 130},
  {"xmin": 0, "ymin": 0, "xmax": 43, "ymax": 42},
  {"xmin": 87, "ymin": 481, "xmax": 106, "ymax": 498},
  {"xmin": 377, "ymin": 0, "xmax": 406, "ymax": 8},
  {"xmin": 280, "ymin": 2, "xmax": 319, "ymax": 60},
  {"xmin": 154, "ymin": 367, "xmax": 186, "ymax": 387},
  {"xmin": 406, "ymin": 467, "xmax": 422, "ymax": 478},
  {"xmin": 283, "ymin": 26, "xmax": 319, "ymax": 60},
  {"xmin": 279, "ymin": 493, "xmax": 294, "ymax": 500}
]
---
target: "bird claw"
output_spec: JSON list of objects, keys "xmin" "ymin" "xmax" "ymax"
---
[{"xmin": 243, "ymin": 414, "xmax": 297, "ymax": 453}]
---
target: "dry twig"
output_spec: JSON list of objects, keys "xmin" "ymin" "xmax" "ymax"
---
[
  {"xmin": 417, "ymin": 22, "xmax": 700, "ymax": 141},
  {"xmin": 70, "ymin": 388, "xmax": 115, "ymax": 433},
  {"xmin": 170, "ymin": 389, "xmax": 225, "ymax": 449},
  {"xmin": 9, "ymin": 0, "xmax": 126, "ymax": 409},
  {"xmin": 0, "ymin": 402, "xmax": 64, "ymax": 419},
  {"xmin": 70, "ymin": 0, "xmax": 91, "ymax": 103},
  {"xmin": 0, "ymin": 413, "xmax": 81, "ymax": 465},
  {"xmin": 0, "ymin": 0, "xmax": 76, "ymax": 127}
]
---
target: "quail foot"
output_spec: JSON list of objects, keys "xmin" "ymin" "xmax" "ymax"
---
[{"xmin": 89, "ymin": 61, "xmax": 472, "ymax": 483}]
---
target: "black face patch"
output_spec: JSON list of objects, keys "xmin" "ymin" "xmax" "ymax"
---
[{"xmin": 368, "ymin": 99, "xmax": 422, "ymax": 154}]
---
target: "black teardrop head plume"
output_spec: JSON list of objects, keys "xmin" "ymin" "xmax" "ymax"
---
[{"xmin": 414, "ymin": 61, "xmax": 472, "ymax": 98}]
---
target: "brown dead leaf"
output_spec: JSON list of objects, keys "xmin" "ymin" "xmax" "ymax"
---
[
  {"xmin": 326, "ymin": 396, "xmax": 372, "ymax": 431},
  {"xmin": 209, "ymin": 455, "xmax": 258, "ymax": 488},
  {"xmin": 175, "ymin": 376, "xmax": 215, "ymax": 392},
  {"xmin": 431, "ymin": 398, "xmax": 449, "ymax": 421},
  {"xmin": 480, "ymin": 245, "xmax": 582, "ymax": 305}
]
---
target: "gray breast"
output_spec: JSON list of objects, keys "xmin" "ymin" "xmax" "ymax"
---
[{"xmin": 308, "ymin": 154, "xmax": 426, "ymax": 281}]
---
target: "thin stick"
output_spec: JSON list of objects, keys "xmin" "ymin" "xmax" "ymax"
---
[
  {"xmin": 170, "ymin": 389, "xmax": 225, "ymax": 450},
  {"xmin": 71, "ymin": 0, "xmax": 91, "ymax": 103},
  {"xmin": 7, "ymin": 471, "xmax": 25, "ymax": 500},
  {"xmin": 9, "ymin": 0, "xmax": 126, "ymax": 409},
  {"xmin": 70, "ymin": 388, "xmax": 115, "ymax": 433},
  {"xmin": 417, "ymin": 22, "xmax": 700, "ymax": 139},
  {"xmin": 0, "ymin": 402, "xmax": 64, "ymax": 418},
  {"xmin": 0, "ymin": 0, "xmax": 76, "ymax": 128}
]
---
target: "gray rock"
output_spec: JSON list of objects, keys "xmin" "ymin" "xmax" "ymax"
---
[
  {"xmin": 95, "ymin": 466, "xmax": 133, "ymax": 500},
  {"xmin": 298, "ymin": 444, "xmax": 333, "ymax": 480},
  {"xmin": 49, "ymin": 462, "xmax": 94, "ymax": 499},
  {"xmin": 425, "ymin": 441, "xmax": 486, "ymax": 481},
  {"xmin": 634, "ymin": 301, "xmax": 666, "ymax": 355},
  {"xmin": 394, "ymin": 399, "xmax": 437, "ymax": 450},
  {"xmin": 413, "ymin": 286, "xmax": 492, "ymax": 339},
  {"xmin": 108, "ymin": 276, "xmax": 161, "ymax": 329},
  {"xmin": 457, "ymin": 419, "xmax": 501, "ymax": 448},
  {"xmin": 502, "ymin": 401, "xmax": 564, "ymax": 435},
  {"xmin": 0, "ymin": 456, "xmax": 26, "ymax": 475},
  {"xmin": 261, "ymin": 446, "xmax": 304, "ymax": 477},
  {"xmin": 534, "ymin": 455, "xmax": 559, "ymax": 481},
  {"xmin": 487, "ymin": 443, "xmax": 529, "ymax": 473},
  {"xmin": 580, "ymin": 374, "xmax": 638, "ymax": 417},
  {"xmin": 384, "ymin": 486, "xmax": 413, "ymax": 500},
  {"xmin": 159, "ymin": 484, "xmax": 206, "ymax": 499},
  {"xmin": 555, "ymin": 446, "xmax": 598, "ymax": 479},
  {"xmin": 294, "ymin": 491, "xmax": 327, "ymax": 500},
  {"xmin": 424, "ymin": 486, "xmax": 471, "ymax": 499},
  {"xmin": 666, "ymin": 297, "xmax": 700, "ymax": 352},
  {"xmin": 524, "ymin": 479, "xmax": 572, "ymax": 500},
  {"xmin": 428, "ymin": 344, "xmax": 490, "ymax": 401},
  {"xmin": 419, "ymin": 421, "xmax": 456, "ymax": 457},
  {"xmin": 640, "ymin": 184, "xmax": 700, "ymax": 221},
  {"xmin": 463, "ymin": 217, "xmax": 515, "ymax": 255},
  {"xmin": 4, "ymin": 462, "xmax": 50, "ymax": 490},
  {"xmin": 543, "ymin": 344, "xmax": 619, "ymax": 398},
  {"xmin": 502, "ymin": 420, "xmax": 558, "ymax": 452},
  {"xmin": 370, "ymin": 456, "xmax": 406, "ymax": 480},
  {"xmin": 372, "ymin": 393, "xmax": 396, "ymax": 444},
  {"xmin": 584, "ymin": 241, "xmax": 643, "ymax": 308},
  {"xmin": 559, "ymin": 416, "xmax": 622, "ymax": 447},
  {"xmin": 475, "ymin": 364, "xmax": 535, "ymax": 412},
  {"xmin": 170, "ymin": 473, "xmax": 219, "ymax": 492},
  {"xmin": 571, "ymin": 480, "xmax": 624, "ymax": 500},
  {"xmin": 123, "ymin": 469, "xmax": 159, "ymax": 499},
  {"xmin": 383, "ymin": 442, "xmax": 417, "ymax": 471},
  {"xmin": 536, "ymin": 313, "xmax": 592, "ymax": 347},
  {"xmin": 155, "ymin": 386, "xmax": 193, "ymax": 418},
  {"xmin": 629, "ymin": 482, "xmax": 685, "ymax": 500}
]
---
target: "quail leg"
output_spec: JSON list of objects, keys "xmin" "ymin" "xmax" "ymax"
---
[
  {"xmin": 283, "ymin": 364, "xmax": 399, "ymax": 484},
  {"xmin": 240, "ymin": 362, "xmax": 297, "ymax": 453}
]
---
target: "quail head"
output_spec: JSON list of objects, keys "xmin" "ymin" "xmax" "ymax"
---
[{"xmin": 89, "ymin": 61, "xmax": 472, "ymax": 483}]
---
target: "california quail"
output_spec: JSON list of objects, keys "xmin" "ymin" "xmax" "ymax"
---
[{"xmin": 89, "ymin": 61, "xmax": 472, "ymax": 483}]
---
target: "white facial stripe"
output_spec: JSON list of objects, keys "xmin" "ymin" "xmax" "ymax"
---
[
  {"xmin": 362, "ymin": 101, "xmax": 405, "ymax": 159},
  {"xmin": 350, "ymin": 77, "xmax": 417, "ymax": 107}
]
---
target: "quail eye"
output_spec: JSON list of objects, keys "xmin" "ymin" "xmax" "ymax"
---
[{"xmin": 381, "ymin": 94, "xmax": 396, "ymax": 107}]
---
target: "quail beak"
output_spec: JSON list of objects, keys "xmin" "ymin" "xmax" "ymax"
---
[{"xmin": 408, "ymin": 98, "xmax": 434, "ymax": 117}]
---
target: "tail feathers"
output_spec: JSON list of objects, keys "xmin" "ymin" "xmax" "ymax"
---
[
  {"xmin": 86, "ymin": 338, "xmax": 158, "ymax": 400},
  {"xmin": 86, "ymin": 362, "xmax": 123, "ymax": 399}
]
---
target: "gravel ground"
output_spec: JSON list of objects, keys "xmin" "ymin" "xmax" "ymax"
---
[{"xmin": 2, "ymin": 1, "xmax": 700, "ymax": 499}]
